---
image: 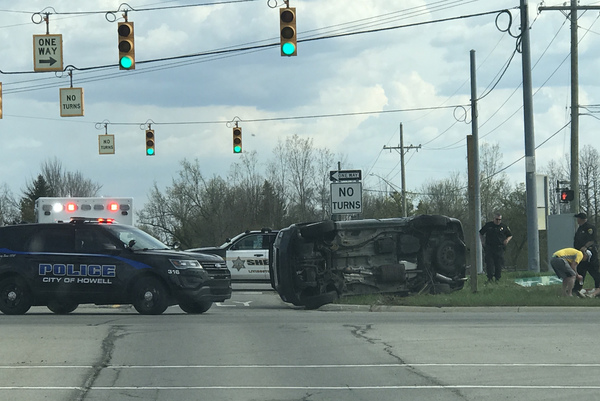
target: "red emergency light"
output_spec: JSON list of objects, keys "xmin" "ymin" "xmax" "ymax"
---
[
  {"xmin": 97, "ymin": 218, "xmax": 115, "ymax": 224},
  {"xmin": 108, "ymin": 202, "xmax": 119, "ymax": 212},
  {"xmin": 66, "ymin": 203, "xmax": 77, "ymax": 212}
]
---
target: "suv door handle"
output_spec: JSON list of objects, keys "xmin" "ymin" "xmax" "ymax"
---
[{"xmin": 254, "ymin": 253, "xmax": 265, "ymax": 257}]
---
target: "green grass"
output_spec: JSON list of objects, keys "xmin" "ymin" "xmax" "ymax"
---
[{"xmin": 335, "ymin": 271, "xmax": 600, "ymax": 307}]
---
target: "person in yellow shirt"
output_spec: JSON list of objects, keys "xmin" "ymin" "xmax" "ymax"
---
[{"xmin": 551, "ymin": 248, "xmax": 591, "ymax": 296}]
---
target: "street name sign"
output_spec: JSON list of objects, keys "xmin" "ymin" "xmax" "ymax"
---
[
  {"xmin": 99, "ymin": 135, "xmax": 115, "ymax": 155},
  {"xmin": 331, "ymin": 182, "xmax": 362, "ymax": 214},
  {"xmin": 60, "ymin": 88, "xmax": 84, "ymax": 117},
  {"xmin": 33, "ymin": 34, "xmax": 63, "ymax": 72},
  {"xmin": 330, "ymin": 169, "xmax": 362, "ymax": 182}
]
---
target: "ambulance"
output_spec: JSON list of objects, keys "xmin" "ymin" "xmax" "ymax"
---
[{"xmin": 34, "ymin": 197, "xmax": 134, "ymax": 225}]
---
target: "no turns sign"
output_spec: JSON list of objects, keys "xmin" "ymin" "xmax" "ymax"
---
[{"xmin": 331, "ymin": 182, "xmax": 362, "ymax": 214}]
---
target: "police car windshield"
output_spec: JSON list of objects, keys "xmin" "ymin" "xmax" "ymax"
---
[{"xmin": 103, "ymin": 225, "xmax": 169, "ymax": 251}]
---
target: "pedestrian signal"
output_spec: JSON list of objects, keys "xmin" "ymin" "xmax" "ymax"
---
[{"xmin": 560, "ymin": 189, "xmax": 574, "ymax": 203}]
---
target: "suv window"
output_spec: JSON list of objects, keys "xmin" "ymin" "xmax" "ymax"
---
[
  {"xmin": 26, "ymin": 226, "xmax": 75, "ymax": 253},
  {"xmin": 75, "ymin": 227, "xmax": 119, "ymax": 252},
  {"xmin": 232, "ymin": 234, "xmax": 263, "ymax": 250}
]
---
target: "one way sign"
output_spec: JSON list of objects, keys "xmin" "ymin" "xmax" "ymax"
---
[{"xmin": 33, "ymin": 34, "xmax": 63, "ymax": 72}]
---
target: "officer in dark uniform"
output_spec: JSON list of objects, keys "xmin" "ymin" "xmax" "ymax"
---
[
  {"xmin": 479, "ymin": 212, "xmax": 512, "ymax": 282},
  {"xmin": 573, "ymin": 212, "xmax": 600, "ymax": 297}
]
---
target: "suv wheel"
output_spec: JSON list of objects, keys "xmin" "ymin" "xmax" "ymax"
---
[
  {"xmin": 179, "ymin": 300, "xmax": 212, "ymax": 314},
  {"xmin": 131, "ymin": 277, "xmax": 169, "ymax": 315},
  {"xmin": 0, "ymin": 277, "xmax": 33, "ymax": 315},
  {"xmin": 47, "ymin": 301, "xmax": 79, "ymax": 314}
]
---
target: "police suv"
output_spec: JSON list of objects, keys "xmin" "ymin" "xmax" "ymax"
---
[
  {"xmin": 0, "ymin": 218, "xmax": 231, "ymax": 315},
  {"xmin": 188, "ymin": 229, "xmax": 278, "ymax": 283}
]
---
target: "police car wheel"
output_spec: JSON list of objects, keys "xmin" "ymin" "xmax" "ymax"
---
[
  {"xmin": 179, "ymin": 300, "xmax": 212, "ymax": 314},
  {"xmin": 47, "ymin": 301, "xmax": 79, "ymax": 314},
  {"xmin": 131, "ymin": 277, "xmax": 169, "ymax": 315},
  {"xmin": 0, "ymin": 277, "xmax": 33, "ymax": 315}
]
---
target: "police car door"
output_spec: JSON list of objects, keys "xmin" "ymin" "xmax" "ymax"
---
[
  {"xmin": 227, "ymin": 233, "xmax": 270, "ymax": 282},
  {"xmin": 26, "ymin": 225, "xmax": 85, "ymax": 299},
  {"xmin": 73, "ymin": 227, "xmax": 126, "ymax": 301}
]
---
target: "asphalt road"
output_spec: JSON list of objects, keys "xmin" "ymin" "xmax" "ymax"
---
[{"xmin": 1, "ymin": 290, "xmax": 600, "ymax": 401}]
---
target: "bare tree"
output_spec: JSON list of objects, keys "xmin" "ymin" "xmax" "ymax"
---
[{"xmin": 40, "ymin": 157, "xmax": 102, "ymax": 197}]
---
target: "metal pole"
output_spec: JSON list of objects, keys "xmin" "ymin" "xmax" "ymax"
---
[
  {"xmin": 521, "ymin": 0, "xmax": 540, "ymax": 271},
  {"xmin": 470, "ymin": 50, "xmax": 483, "ymax": 276},
  {"xmin": 570, "ymin": 0, "xmax": 579, "ymax": 212}
]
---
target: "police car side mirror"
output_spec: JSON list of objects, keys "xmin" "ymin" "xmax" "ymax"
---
[{"xmin": 128, "ymin": 239, "xmax": 136, "ymax": 249}]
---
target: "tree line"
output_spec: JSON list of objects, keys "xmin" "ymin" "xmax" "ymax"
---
[{"xmin": 11, "ymin": 139, "xmax": 600, "ymax": 271}]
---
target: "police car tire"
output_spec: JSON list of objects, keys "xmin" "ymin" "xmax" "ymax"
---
[
  {"xmin": 131, "ymin": 277, "xmax": 169, "ymax": 315},
  {"xmin": 47, "ymin": 301, "xmax": 79, "ymax": 314},
  {"xmin": 0, "ymin": 277, "xmax": 33, "ymax": 315},
  {"xmin": 179, "ymin": 300, "xmax": 212, "ymax": 314}
]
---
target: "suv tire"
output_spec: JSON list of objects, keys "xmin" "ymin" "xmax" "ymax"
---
[
  {"xmin": 0, "ymin": 277, "xmax": 33, "ymax": 315},
  {"xmin": 179, "ymin": 300, "xmax": 212, "ymax": 314},
  {"xmin": 131, "ymin": 277, "xmax": 169, "ymax": 315},
  {"xmin": 47, "ymin": 301, "xmax": 79, "ymax": 314}
]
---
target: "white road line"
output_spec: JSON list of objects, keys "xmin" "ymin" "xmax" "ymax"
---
[
  {"xmin": 2, "ymin": 363, "xmax": 600, "ymax": 369},
  {"xmin": 2, "ymin": 385, "xmax": 600, "ymax": 390}
]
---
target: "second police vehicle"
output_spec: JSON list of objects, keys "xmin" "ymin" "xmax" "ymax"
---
[{"xmin": 188, "ymin": 228, "xmax": 278, "ymax": 283}]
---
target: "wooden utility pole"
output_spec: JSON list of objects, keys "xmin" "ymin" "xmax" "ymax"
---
[{"xmin": 383, "ymin": 124, "xmax": 421, "ymax": 217}]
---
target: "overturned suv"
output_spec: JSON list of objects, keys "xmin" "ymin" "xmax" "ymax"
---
[
  {"xmin": 0, "ymin": 218, "xmax": 231, "ymax": 315},
  {"xmin": 271, "ymin": 215, "xmax": 466, "ymax": 309}
]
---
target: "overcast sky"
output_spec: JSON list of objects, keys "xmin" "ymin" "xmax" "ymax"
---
[{"xmin": 0, "ymin": 0, "xmax": 598, "ymax": 211}]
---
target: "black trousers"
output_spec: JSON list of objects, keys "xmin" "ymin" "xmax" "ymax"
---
[
  {"xmin": 573, "ymin": 260, "xmax": 600, "ymax": 291},
  {"xmin": 484, "ymin": 245, "xmax": 505, "ymax": 280}
]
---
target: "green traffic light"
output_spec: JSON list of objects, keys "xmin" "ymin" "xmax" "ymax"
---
[
  {"xmin": 146, "ymin": 148, "xmax": 155, "ymax": 156},
  {"xmin": 281, "ymin": 42, "xmax": 296, "ymax": 56},
  {"xmin": 233, "ymin": 145, "xmax": 242, "ymax": 153},
  {"xmin": 120, "ymin": 56, "xmax": 133, "ymax": 69}
]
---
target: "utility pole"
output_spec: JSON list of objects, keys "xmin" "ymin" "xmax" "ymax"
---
[
  {"xmin": 521, "ymin": 0, "xmax": 540, "ymax": 272},
  {"xmin": 383, "ymin": 124, "xmax": 421, "ymax": 217},
  {"xmin": 538, "ymin": 1, "xmax": 600, "ymax": 212}
]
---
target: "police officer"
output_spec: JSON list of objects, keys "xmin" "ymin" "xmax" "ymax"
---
[
  {"xmin": 479, "ymin": 212, "xmax": 512, "ymax": 282},
  {"xmin": 573, "ymin": 212, "xmax": 600, "ymax": 298}
]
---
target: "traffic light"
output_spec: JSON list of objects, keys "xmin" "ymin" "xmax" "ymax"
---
[
  {"xmin": 118, "ymin": 21, "xmax": 135, "ymax": 70},
  {"xmin": 279, "ymin": 7, "xmax": 297, "ymax": 56},
  {"xmin": 560, "ymin": 189, "xmax": 574, "ymax": 203},
  {"xmin": 145, "ymin": 129, "xmax": 155, "ymax": 156},
  {"xmin": 233, "ymin": 127, "xmax": 242, "ymax": 153}
]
